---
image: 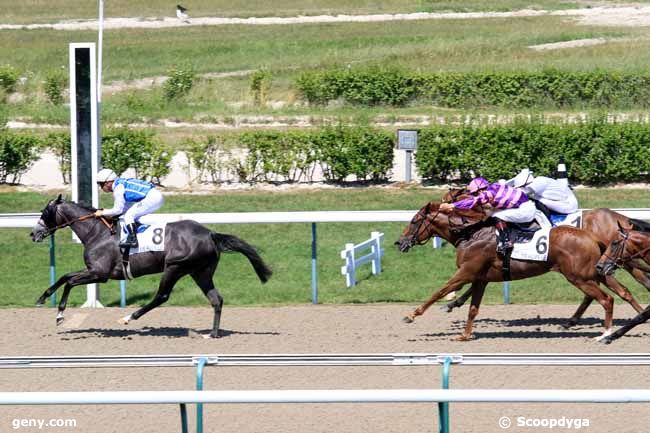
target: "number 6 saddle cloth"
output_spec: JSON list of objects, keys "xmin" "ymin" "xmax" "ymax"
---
[{"xmin": 119, "ymin": 222, "xmax": 167, "ymax": 255}]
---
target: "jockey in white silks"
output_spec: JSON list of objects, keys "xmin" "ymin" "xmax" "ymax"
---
[
  {"xmin": 509, "ymin": 168, "xmax": 579, "ymax": 215},
  {"xmin": 94, "ymin": 169, "xmax": 164, "ymax": 248}
]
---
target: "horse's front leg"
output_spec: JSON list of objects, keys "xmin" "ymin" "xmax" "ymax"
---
[
  {"xmin": 54, "ymin": 270, "xmax": 108, "ymax": 325},
  {"xmin": 441, "ymin": 286, "xmax": 472, "ymax": 313},
  {"xmin": 563, "ymin": 295, "xmax": 593, "ymax": 329},
  {"xmin": 121, "ymin": 265, "xmax": 184, "ymax": 325},
  {"xmin": 601, "ymin": 304, "xmax": 650, "ymax": 344},
  {"xmin": 455, "ymin": 281, "xmax": 488, "ymax": 341},
  {"xmin": 403, "ymin": 268, "xmax": 473, "ymax": 323},
  {"xmin": 36, "ymin": 272, "xmax": 79, "ymax": 306}
]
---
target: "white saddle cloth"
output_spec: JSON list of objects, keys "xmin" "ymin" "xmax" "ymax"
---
[
  {"xmin": 120, "ymin": 222, "xmax": 167, "ymax": 255},
  {"xmin": 510, "ymin": 227, "xmax": 551, "ymax": 262}
]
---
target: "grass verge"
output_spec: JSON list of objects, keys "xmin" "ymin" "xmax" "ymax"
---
[{"xmin": 1, "ymin": 187, "xmax": 649, "ymax": 310}]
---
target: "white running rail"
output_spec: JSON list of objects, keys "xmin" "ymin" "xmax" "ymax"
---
[
  {"xmin": 3, "ymin": 353, "xmax": 650, "ymax": 368},
  {"xmin": 1, "ymin": 389, "xmax": 650, "ymax": 405}
]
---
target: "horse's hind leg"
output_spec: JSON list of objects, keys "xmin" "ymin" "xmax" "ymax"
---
[
  {"xmin": 190, "ymin": 262, "xmax": 223, "ymax": 339},
  {"xmin": 122, "ymin": 265, "xmax": 185, "ymax": 324}
]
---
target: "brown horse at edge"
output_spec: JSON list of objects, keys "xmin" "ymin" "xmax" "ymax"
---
[
  {"xmin": 395, "ymin": 201, "xmax": 639, "ymax": 341},
  {"xmin": 441, "ymin": 189, "xmax": 650, "ymax": 326}
]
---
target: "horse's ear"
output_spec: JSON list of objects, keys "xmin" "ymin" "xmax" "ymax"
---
[
  {"xmin": 617, "ymin": 220, "xmax": 626, "ymax": 236},
  {"xmin": 55, "ymin": 194, "xmax": 63, "ymax": 203}
]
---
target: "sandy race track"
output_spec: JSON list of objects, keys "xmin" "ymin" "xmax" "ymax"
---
[{"xmin": 0, "ymin": 304, "xmax": 649, "ymax": 433}]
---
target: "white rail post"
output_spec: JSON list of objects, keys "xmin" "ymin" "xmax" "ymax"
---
[
  {"xmin": 341, "ymin": 243, "xmax": 356, "ymax": 287},
  {"xmin": 370, "ymin": 231, "xmax": 383, "ymax": 275}
]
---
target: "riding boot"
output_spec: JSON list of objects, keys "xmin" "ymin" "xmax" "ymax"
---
[
  {"xmin": 495, "ymin": 220, "xmax": 512, "ymax": 255},
  {"xmin": 119, "ymin": 223, "xmax": 139, "ymax": 249}
]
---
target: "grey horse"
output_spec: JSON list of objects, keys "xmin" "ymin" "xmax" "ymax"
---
[{"xmin": 30, "ymin": 195, "xmax": 272, "ymax": 338}]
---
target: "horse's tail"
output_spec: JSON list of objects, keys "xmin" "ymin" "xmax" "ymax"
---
[{"xmin": 211, "ymin": 233, "xmax": 273, "ymax": 283}]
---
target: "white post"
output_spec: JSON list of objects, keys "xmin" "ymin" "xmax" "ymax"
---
[
  {"xmin": 96, "ymin": 0, "xmax": 104, "ymax": 164},
  {"xmin": 346, "ymin": 243, "xmax": 355, "ymax": 287},
  {"xmin": 370, "ymin": 231, "xmax": 381, "ymax": 274},
  {"xmin": 97, "ymin": 1, "xmax": 104, "ymax": 105}
]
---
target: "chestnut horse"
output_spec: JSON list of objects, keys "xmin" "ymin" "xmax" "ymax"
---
[
  {"xmin": 441, "ymin": 189, "xmax": 650, "ymax": 325},
  {"xmin": 395, "ymin": 201, "xmax": 636, "ymax": 341},
  {"xmin": 596, "ymin": 227, "xmax": 650, "ymax": 343}
]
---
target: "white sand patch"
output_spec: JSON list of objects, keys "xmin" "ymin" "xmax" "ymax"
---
[
  {"xmin": 3, "ymin": 7, "xmax": 650, "ymax": 32},
  {"xmin": 529, "ymin": 37, "xmax": 607, "ymax": 51},
  {"xmin": 103, "ymin": 69, "xmax": 255, "ymax": 94}
]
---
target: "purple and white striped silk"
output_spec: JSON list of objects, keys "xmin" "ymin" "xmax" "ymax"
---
[{"xmin": 453, "ymin": 182, "xmax": 528, "ymax": 210}]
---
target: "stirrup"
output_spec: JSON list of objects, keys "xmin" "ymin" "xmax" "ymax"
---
[
  {"xmin": 119, "ymin": 235, "xmax": 138, "ymax": 249},
  {"xmin": 496, "ymin": 241, "xmax": 513, "ymax": 255}
]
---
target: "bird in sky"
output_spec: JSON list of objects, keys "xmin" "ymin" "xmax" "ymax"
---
[{"xmin": 176, "ymin": 5, "xmax": 189, "ymax": 23}]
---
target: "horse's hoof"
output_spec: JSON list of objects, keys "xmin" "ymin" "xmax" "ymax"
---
[
  {"xmin": 119, "ymin": 315, "xmax": 131, "ymax": 325},
  {"xmin": 599, "ymin": 336, "xmax": 613, "ymax": 345},
  {"xmin": 594, "ymin": 329, "xmax": 613, "ymax": 342},
  {"xmin": 36, "ymin": 298, "xmax": 45, "ymax": 307},
  {"xmin": 402, "ymin": 315, "xmax": 414, "ymax": 324},
  {"xmin": 561, "ymin": 321, "xmax": 577, "ymax": 330},
  {"xmin": 453, "ymin": 334, "xmax": 474, "ymax": 342},
  {"xmin": 440, "ymin": 304, "xmax": 453, "ymax": 313},
  {"xmin": 56, "ymin": 314, "xmax": 64, "ymax": 326}
]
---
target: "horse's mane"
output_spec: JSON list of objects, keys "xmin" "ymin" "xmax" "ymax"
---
[
  {"xmin": 629, "ymin": 218, "xmax": 650, "ymax": 233},
  {"xmin": 72, "ymin": 201, "xmax": 98, "ymax": 212}
]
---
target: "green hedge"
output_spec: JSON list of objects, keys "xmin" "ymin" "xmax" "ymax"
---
[
  {"xmin": 0, "ymin": 130, "xmax": 41, "ymax": 184},
  {"xmin": 101, "ymin": 128, "xmax": 172, "ymax": 184},
  {"xmin": 190, "ymin": 126, "xmax": 395, "ymax": 184},
  {"xmin": 415, "ymin": 118, "xmax": 650, "ymax": 184},
  {"xmin": 295, "ymin": 67, "xmax": 650, "ymax": 109},
  {"xmin": 38, "ymin": 129, "xmax": 172, "ymax": 185}
]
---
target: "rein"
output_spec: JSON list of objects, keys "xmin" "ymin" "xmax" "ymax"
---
[
  {"xmin": 408, "ymin": 207, "xmax": 441, "ymax": 246},
  {"xmin": 42, "ymin": 211, "xmax": 113, "ymax": 237},
  {"xmin": 604, "ymin": 231, "xmax": 650, "ymax": 270}
]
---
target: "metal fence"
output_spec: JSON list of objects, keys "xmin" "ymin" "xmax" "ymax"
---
[{"xmin": 1, "ymin": 353, "xmax": 650, "ymax": 433}]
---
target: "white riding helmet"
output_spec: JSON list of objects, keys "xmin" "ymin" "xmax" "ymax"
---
[
  {"xmin": 511, "ymin": 168, "xmax": 534, "ymax": 188},
  {"xmin": 96, "ymin": 168, "xmax": 118, "ymax": 184}
]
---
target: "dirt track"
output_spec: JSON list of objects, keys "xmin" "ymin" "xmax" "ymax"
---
[{"xmin": 0, "ymin": 304, "xmax": 649, "ymax": 433}]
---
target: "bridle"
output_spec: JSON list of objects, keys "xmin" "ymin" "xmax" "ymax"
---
[
  {"xmin": 601, "ymin": 230, "xmax": 650, "ymax": 271},
  {"xmin": 38, "ymin": 204, "xmax": 113, "ymax": 238},
  {"xmin": 406, "ymin": 205, "xmax": 441, "ymax": 246}
]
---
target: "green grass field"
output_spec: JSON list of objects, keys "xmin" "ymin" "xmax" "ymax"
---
[
  {"xmin": 4, "ymin": 4, "xmax": 650, "ymax": 124},
  {"xmin": 0, "ymin": 1, "xmax": 588, "ymax": 24},
  {"xmin": 1, "ymin": 188, "xmax": 649, "ymax": 310}
]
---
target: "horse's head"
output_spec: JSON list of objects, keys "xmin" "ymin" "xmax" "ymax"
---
[
  {"xmin": 597, "ymin": 222, "xmax": 650, "ymax": 276},
  {"xmin": 30, "ymin": 195, "xmax": 64, "ymax": 242},
  {"xmin": 442, "ymin": 187, "xmax": 470, "ymax": 203},
  {"xmin": 395, "ymin": 199, "xmax": 489, "ymax": 252},
  {"xmin": 596, "ymin": 222, "xmax": 629, "ymax": 276},
  {"xmin": 395, "ymin": 201, "xmax": 441, "ymax": 252}
]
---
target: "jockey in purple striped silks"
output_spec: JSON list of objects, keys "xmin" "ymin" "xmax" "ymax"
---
[{"xmin": 440, "ymin": 177, "xmax": 537, "ymax": 254}]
